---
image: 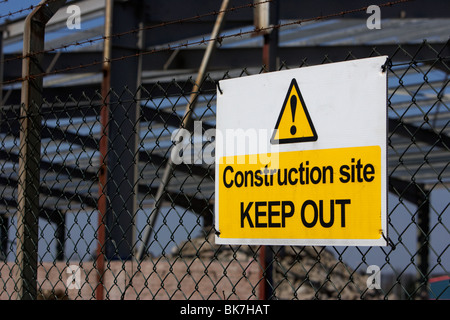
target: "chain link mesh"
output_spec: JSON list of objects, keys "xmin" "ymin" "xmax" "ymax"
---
[{"xmin": 0, "ymin": 41, "xmax": 449, "ymax": 300}]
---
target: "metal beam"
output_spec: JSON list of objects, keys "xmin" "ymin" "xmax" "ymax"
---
[
  {"xmin": 389, "ymin": 118, "xmax": 450, "ymax": 150},
  {"xmin": 0, "ymin": 149, "xmax": 97, "ymax": 181},
  {"xmin": 142, "ymin": 0, "xmax": 450, "ymax": 21},
  {"xmin": 2, "ymin": 0, "xmax": 450, "ymax": 48},
  {"xmin": 137, "ymin": 184, "xmax": 213, "ymax": 222},
  {"xmin": 0, "ymin": 198, "xmax": 66, "ymax": 262},
  {"xmin": 0, "ymin": 197, "xmax": 64, "ymax": 222},
  {"xmin": 3, "ymin": 41, "xmax": 449, "ymax": 85},
  {"xmin": 3, "ymin": 175, "xmax": 97, "ymax": 208}
]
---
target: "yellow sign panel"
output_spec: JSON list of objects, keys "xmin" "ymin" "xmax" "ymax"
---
[
  {"xmin": 217, "ymin": 146, "xmax": 382, "ymax": 241},
  {"xmin": 271, "ymin": 79, "xmax": 318, "ymax": 144}
]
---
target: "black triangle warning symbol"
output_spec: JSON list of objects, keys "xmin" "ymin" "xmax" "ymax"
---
[{"xmin": 270, "ymin": 78, "xmax": 318, "ymax": 144}]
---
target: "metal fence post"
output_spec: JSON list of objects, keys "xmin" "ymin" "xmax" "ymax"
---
[
  {"xmin": 259, "ymin": 0, "xmax": 279, "ymax": 300},
  {"xmin": 16, "ymin": 0, "xmax": 66, "ymax": 300},
  {"xmin": 96, "ymin": 0, "xmax": 113, "ymax": 300}
]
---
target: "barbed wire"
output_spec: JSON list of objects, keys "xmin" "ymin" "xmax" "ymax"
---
[
  {"xmin": 2, "ymin": 0, "xmax": 413, "ymax": 86},
  {"xmin": 0, "ymin": 5, "xmax": 34, "ymax": 20},
  {"xmin": 0, "ymin": 0, "xmax": 63, "ymax": 21},
  {"xmin": 2, "ymin": 0, "xmax": 272, "ymax": 65}
]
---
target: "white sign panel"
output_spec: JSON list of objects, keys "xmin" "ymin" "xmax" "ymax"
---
[{"xmin": 215, "ymin": 56, "xmax": 388, "ymax": 246}]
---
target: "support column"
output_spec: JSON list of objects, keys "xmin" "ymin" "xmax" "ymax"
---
[{"xmin": 104, "ymin": 0, "xmax": 143, "ymax": 260}]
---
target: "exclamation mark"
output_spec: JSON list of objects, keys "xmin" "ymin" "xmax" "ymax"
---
[{"xmin": 290, "ymin": 95, "xmax": 297, "ymax": 135}]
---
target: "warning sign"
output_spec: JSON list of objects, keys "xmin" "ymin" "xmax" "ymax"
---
[
  {"xmin": 215, "ymin": 56, "xmax": 388, "ymax": 246},
  {"xmin": 271, "ymin": 79, "xmax": 318, "ymax": 144}
]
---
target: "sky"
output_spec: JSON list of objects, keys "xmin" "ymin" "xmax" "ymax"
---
[{"xmin": 1, "ymin": 0, "xmax": 36, "ymax": 24}]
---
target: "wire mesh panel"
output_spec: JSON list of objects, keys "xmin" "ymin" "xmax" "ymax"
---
[{"xmin": 0, "ymin": 39, "xmax": 449, "ymax": 300}]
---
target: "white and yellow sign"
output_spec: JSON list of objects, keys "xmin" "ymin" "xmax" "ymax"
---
[{"xmin": 215, "ymin": 57, "xmax": 388, "ymax": 246}]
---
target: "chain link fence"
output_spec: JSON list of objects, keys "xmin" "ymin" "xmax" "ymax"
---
[{"xmin": 0, "ymin": 40, "xmax": 449, "ymax": 300}]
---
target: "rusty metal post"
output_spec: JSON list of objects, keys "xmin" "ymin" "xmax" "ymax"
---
[
  {"xmin": 16, "ymin": 0, "xmax": 66, "ymax": 300},
  {"xmin": 259, "ymin": 0, "xmax": 279, "ymax": 300},
  {"xmin": 96, "ymin": 0, "xmax": 113, "ymax": 300},
  {"xmin": 261, "ymin": 0, "xmax": 279, "ymax": 72}
]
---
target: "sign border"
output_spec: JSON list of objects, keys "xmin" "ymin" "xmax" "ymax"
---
[{"xmin": 215, "ymin": 56, "xmax": 389, "ymax": 247}]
